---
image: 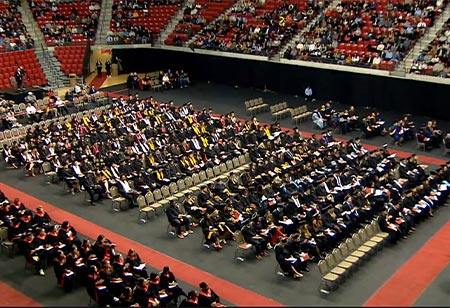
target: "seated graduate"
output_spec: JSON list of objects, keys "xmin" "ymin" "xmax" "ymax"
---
[
  {"xmin": 198, "ymin": 281, "xmax": 226, "ymax": 307},
  {"xmin": 159, "ymin": 265, "xmax": 188, "ymax": 305},
  {"xmin": 179, "ymin": 290, "xmax": 200, "ymax": 307},
  {"xmin": 274, "ymin": 237, "xmax": 304, "ymax": 279},
  {"xmin": 166, "ymin": 200, "xmax": 194, "ymax": 239}
]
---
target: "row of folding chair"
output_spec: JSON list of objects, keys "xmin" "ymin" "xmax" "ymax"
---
[
  {"xmin": 270, "ymin": 101, "xmax": 291, "ymax": 121},
  {"xmin": 318, "ymin": 219, "xmax": 390, "ymax": 294},
  {"xmin": 290, "ymin": 105, "xmax": 312, "ymax": 124},
  {"xmin": 0, "ymin": 103, "xmax": 112, "ymax": 162},
  {"xmin": 136, "ymin": 153, "xmax": 251, "ymax": 223},
  {"xmin": 244, "ymin": 97, "xmax": 269, "ymax": 115}
]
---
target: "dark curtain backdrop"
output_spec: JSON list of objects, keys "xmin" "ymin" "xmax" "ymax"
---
[{"xmin": 113, "ymin": 48, "xmax": 450, "ymax": 121}]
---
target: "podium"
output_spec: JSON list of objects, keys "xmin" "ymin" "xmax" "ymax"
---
[{"xmin": 112, "ymin": 64, "xmax": 119, "ymax": 76}]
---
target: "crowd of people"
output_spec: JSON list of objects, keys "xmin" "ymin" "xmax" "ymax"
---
[
  {"xmin": 0, "ymin": 83, "xmax": 100, "ymax": 131},
  {"xmin": 0, "ymin": 189, "xmax": 226, "ymax": 307},
  {"xmin": 109, "ymin": 0, "xmax": 184, "ymax": 44},
  {"xmin": 311, "ymin": 102, "xmax": 388, "ymax": 139},
  {"xmin": 309, "ymin": 101, "xmax": 449, "ymax": 150},
  {"xmin": 167, "ymin": 0, "xmax": 235, "ymax": 46},
  {"xmin": 0, "ymin": 0, "xmax": 34, "ymax": 51},
  {"xmin": 193, "ymin": 0, "xmax": 328, "ymax": 56},
  {"xmin": 284, "ymin": 0, "xmax": 446, "ymax": 70},
  {"xmin": 410, "ymin": 16, "xmax": 450, "ymax": 77},
  {"xmin": 29, "ymin": 0, "xmax": 101, "ymax": 46},
  {"xmin": 126, "ymin": 69, "xmax": 191, "ymax": 91},
  {"xmin": 1, "ymin": 89, "xmax": 449, "ymax": 284}
]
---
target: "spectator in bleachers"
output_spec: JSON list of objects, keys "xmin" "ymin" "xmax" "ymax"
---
[{"xmin": 285, "ymin": 0, "xmax": 444, "ymax": 70}]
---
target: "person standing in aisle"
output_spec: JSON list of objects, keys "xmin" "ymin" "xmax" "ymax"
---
[
  {"xmin": 96, "ymin": 60, "xmax": 103, "ymax": 76},
  {"xmin": 105, "ymin": 60, "xmax": 112, "ymax": 77},
  {"xmin": 304, "ymin": 85, "xmax": 314, "ymax": 101}
]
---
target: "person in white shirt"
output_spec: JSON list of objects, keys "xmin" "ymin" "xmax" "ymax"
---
[
  {"xmin": 372, "ymin": 55, "xmax": 382, "ymax": 68},
  {"xmin": 55, "ymin": 98, "xmax": 69, "ymax": 115},
  {"xmin": 26, "ymin": 103, "xmax": 38, "ymax": 123},
  {"xmin": 312, "ymin": 109, "xmax": 325, "ymax": 129},
  {"xmin": 162, "ymin": 73, "xmax": 173, "ymax": 90},
  {"xmin": 117, "ymin": 175, "xmax": 140, "ymax": 208},
  {"xmin": 304, "ymin": 86, "xmax": 313, "ymax": 101},
  {"xmin": 25, "ymin": 91, "xmax": 37, "ymax": 104}
]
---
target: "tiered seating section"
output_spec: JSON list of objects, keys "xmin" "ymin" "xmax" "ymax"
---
[
  {"xmin": 192, "ymin": 0, "xmax": 328, "ymax": 56},
  {"xmin": 53, "ymin": 45, "xmax": 86, "ymax": 76},
  {"xmin": 108, "ymin": 0, "xmax": 184, "ymax": 44},
  {"xmin": 410, "ymin": 17, "xmax": 450, "ymax": 77},
  {"xmin": 165, "ymin": 0, "xmax": 236, "ymax": 46},
  {"xmin": 28, "ymin": 0, "xmax": 100, "ymax": 46},
  {"xmin": 0, "ymin": 50, "xmax": 47, "ymax": 89},
  {"xmin": 0, "ymin": 0, "xmax": 33, "ymax": 52},
  {"xmin": 285, "ymin": 0, "xmax": 447, "ymax": 71}
]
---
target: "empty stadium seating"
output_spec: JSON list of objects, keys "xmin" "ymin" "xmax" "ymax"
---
[
  {"xmin": 0, "ymin": 50, "xmax": 47, "ymax": 90},
  {"xmin": 53, "ymin": 45, "xmax": 86, "ymax": 76}
]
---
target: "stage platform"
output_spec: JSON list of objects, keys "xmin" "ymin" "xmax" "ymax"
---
[{"xmin": 0, "ymin": 87, "xmax": 45, "ymax": 102}]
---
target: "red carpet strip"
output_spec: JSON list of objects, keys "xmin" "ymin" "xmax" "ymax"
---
[
  {"xmin": 104, "ymin": 91, "xmax": 447, "ymax": 166},
  {"xmin": 364, "ymin": 221, "xmax": 450, "ymax": 307},
  {"xmin": 89, "ymin": 73, "xmax": 108, "ymax": 90},
  {"xmin": 0, "ymin": 183, "xmax": 283, "ymax": 307},
  {"xmin": 0, "ymin": 282, "xmax": 42, "ymax": 306}
]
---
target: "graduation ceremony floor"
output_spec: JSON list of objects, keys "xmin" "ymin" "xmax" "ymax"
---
[{"xmin": 0, "ymin": 73, "xmax": 449, "ymax": 307}]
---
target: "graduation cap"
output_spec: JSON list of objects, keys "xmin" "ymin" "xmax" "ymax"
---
[
  {"xmin": 322, "ymin": 204, "xmax": 333, "ymax": 212},
  {"xmin": 298, "ymin": 219, "xmax": 307, "ymax": 226}
]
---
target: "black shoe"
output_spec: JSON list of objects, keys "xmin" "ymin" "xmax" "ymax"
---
[
  {"xmin": 304, "ymin": 267, "xmax": 310, "ymax": 272},
  {"xmin": 91, "ymin": 202, "xmax": 96, "ymax": 206}
]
